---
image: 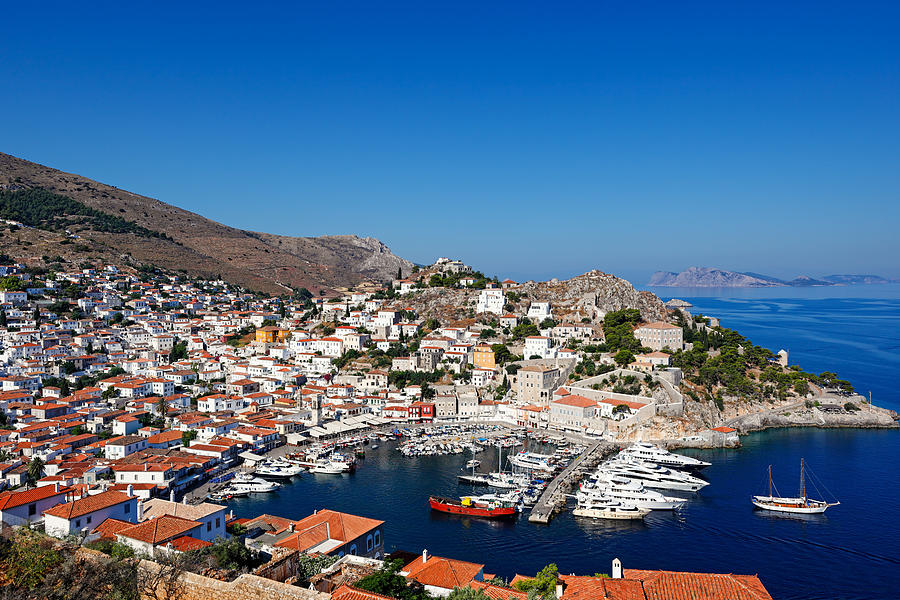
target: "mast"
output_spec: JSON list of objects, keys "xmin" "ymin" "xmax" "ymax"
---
[
  {"xmin": 768, "ymin": 465, "xmax": 773, "ymax": 497},
  {"xmin": 800, "ymin": 458, "xmax": 806, "ymax": 500}
]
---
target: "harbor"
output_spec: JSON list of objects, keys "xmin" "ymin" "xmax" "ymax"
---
[{"xmin": 528, "ymin": 439, "xmax": 614, "ymax": 523}]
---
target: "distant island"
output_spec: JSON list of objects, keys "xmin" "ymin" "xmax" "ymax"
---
[{"xmin": 649, "ymin": 267, "xmax": 897, "ymax": 288}]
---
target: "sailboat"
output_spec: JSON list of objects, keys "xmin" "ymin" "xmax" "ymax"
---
[{"xmin": 751, "ymin": 458, "xmax": 840, "ymax": 514}]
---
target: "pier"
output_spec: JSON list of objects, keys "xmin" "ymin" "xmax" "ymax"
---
[{"xmin": 528, "ymin": 439, "xmax": 616, "ymax": 524}]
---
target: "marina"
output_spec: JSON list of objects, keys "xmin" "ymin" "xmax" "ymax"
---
[
  {"xmin": 227, "ymin": 426, "xmax": 899, "ymax": 600},
  {"xmin": 195, "ymin": 296, "xmax": 899, "ymax": 600}
]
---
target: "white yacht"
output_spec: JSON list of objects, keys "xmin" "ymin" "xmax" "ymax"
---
[
  {"xmin": 466, "ymin": 459, "xmax": 481, "ymax": 469},
  {"xmin": 508, "ymin": 451, "xmax": 555, "ymax": 473},
  {"xmin": 573, "ymin": 497, "xmax": 649, "ymax": 520},
  {"xmin": 310, "ymin": 459, "xmax": 349, "ymax": 474},
  {"xmin": 256, "ymin": 460, "xmax": 304, "ymax": 479},
  {"xmin": 227, "ymin": 472, "xmax": 279, "ymax": 494},
  {"xmin": 603, "ymin": 458, "xmax": 709, "ymax": 492},
  {"xmin": 486, "ymin": 472, "xmax": 531, "ymax": 490},
  {"xmin": 578, "ymin": 475, "xmax": 685, "ymax": 510},
  {"xmin": 619, "ymin": 442, "xmax": 710, "ymax": 470}
]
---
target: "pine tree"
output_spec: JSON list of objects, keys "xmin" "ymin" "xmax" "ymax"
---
[{"xmin": 396, "ymin": 266, "xmax": 402, "ymax": 279}]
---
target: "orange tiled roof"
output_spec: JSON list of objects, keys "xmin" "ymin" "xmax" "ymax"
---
[
  {"xmin": 553, "ymin": 394, "xmax": 597, "ymax": 408},
  {"xmin": 470, "ymin": 581, "xmax": 528, "ymax": 600},
  {"xmin": 43, "ymin": 490, "xmax": 133, "ymax": 519},
  {"xmin": 0, "ymin": 485, "xmax": 71, "ymax": 510},
  {"xmin": 92, "ymin": 517, "xmax": 135, "ymax": 540},
  {"xmin": 117, "ymin": 514, "xmax": 201, "ymax": 545},
  {"xmin": 559, "ymin": 575, "xmax": 644, "ymax": 600},
  {"xmin": 403, "ymin": 554, "xmax": 484, "ymax": 590},
  {"xmin": 624, "ymin": 569, "xmax": 773, "ymax": 600},
  {"xmin": 332, "ymin": 585, "xmax": 394, "ymax": 600},
  {"xmin": 167, "ymin": 536, "xmax": 213, "ymax": 552},
  {"xmin": 273, "ymin": 509, "xmax": 383, "ymax": 552}
]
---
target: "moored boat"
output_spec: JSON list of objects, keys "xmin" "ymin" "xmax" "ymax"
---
[
  {"xmin": 752, "ymin": 459, "xmax": 839, "ymax": 514},
  {"xmin": 572, "ymin": 497, "xmax": 649, "ymax": 520},
  {"xmin": 428, "ymin": 495, "xmax": 517, "ymax": 518}
]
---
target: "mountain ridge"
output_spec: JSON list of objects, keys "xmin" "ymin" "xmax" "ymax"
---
[
  {"xmin": 649, "ymin": 266, "xmax": 896, "ymax": 287},
  {"xmin": 0, "ymin": 152, "xmax": 413, "ymax": 294}
]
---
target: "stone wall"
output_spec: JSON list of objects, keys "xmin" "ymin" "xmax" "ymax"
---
[
  {"xmin": 75, "ymin": 547, "xmax": 329, "ymax": 600},
  {"xmin": 254, "ymin": 547, "xmax": 303, "ymax": 583},
  {"xmin": 139, "ymin": 558, "xmax": 330, "ymax": 600}
]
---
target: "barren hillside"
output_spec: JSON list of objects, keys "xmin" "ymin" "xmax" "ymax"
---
[{"xmin": 0, "ymin": 152, "xmax": 412, "ymax": 294}]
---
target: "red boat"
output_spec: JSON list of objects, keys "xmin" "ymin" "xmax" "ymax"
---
[{"xmin": 428, "ymin": 495, "xmax": 517, "ymax": 519}]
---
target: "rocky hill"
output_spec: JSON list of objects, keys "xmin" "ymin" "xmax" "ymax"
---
[
  {"xmin": 0, "ymin": 152, "xmax": 412, "ymax": 295},
  {"xmin": 395, "ymin": 269, "xmax": 666, "ymax": 326}
]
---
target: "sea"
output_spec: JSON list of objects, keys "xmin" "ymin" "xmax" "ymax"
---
[{"xmin": 232, "ymin": 285, "xmax": 900, "ymax": 600}]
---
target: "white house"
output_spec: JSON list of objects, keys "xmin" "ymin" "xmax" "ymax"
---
[
  {"xmin": 44, "ymin": 489, "xmax": 139, "ymax": 538},
  {"xmin": 105, "ymin": 435, "xmax": 149, "ymax": 460},
  {"xmin": 523, "ymin": 336, "xmax": 554, "ymax": 359},
  {"xmin": 527, "ymin": 302, "xmax": 552, "ymax": 321},
  {"xmin": 0, "ymin": 484, "xmax": 71, "ymax": 527},
  {"xmin": 475, "ymin": 289, "xmax": 505, "ymax": 315}
]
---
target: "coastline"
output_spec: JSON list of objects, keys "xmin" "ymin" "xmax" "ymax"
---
[{"xmin": 727, "ymin": 402, "xmax": 899, "ymax": 435}]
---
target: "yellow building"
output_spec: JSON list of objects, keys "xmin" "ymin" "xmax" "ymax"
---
[
  {"xmin": 255, "ymin": 326, "xmax": 289, "ymax": 344},
  {"xmin": 473, "ymin": 343, "xmax": 496, "ymax": 370}
]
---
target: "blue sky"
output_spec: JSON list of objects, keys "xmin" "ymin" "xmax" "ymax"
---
[{"xmin": 2, "ymin": 1, "xmax": 898, "ymax": 284}]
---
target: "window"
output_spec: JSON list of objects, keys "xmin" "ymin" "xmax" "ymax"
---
[
  {"xmin": 124, "ymin": 503, "xmax": 130, "ymax": 513},
  {"xmin": 350, "ymin": 544, "xmax": 358, "ymax": 555},
  {"xmin": 216, "ymin": 518, "xmax": 220, "ymax": 528},
  {"xmin": 87, "ymin": 516, "xmax": 92, "ymax": 524},
  {"xmin": 374, "ymin": 530, "xmax": 381, "ymax": 547},
  {"xmin": 75, "ymin": 519, "xmax": 81, "ymax": 528},
  {"xmin": 207, "ymin": 522, "xmax": 212, "ymax": 531},
  {"xmin": 28, "ymin": 503, "xmax": 36, "ymax": 516}
]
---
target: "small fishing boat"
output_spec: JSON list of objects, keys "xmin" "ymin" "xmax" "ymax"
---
[
  {"xmin": 751, "ymin": 459, "xmax": 839, "ymax": 514},
  {"xmin": 428, "ymin": 495, "xmax": 517, "ymax": 519}
]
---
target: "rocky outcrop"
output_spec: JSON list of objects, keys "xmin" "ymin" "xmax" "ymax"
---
[
  {"xmin": 518, "ymin": 270, "xmax": 666, "ymax": 322},
  {"xmin": 728, "ymin": 402, "xmax": 898, "ymax": 434},
  {"xmin": 250, "ymin": 232, "xmax": 414, "ymax": 283}
]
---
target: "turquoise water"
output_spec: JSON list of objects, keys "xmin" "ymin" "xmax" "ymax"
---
[{"xmin": 233, "ymin": 290, "xmax": 900, "ymax": 600}]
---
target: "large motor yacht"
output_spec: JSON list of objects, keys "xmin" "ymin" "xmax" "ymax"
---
[
  {"xmin": 578, "ymin": 474, "xmax": 686, "ymax": 510},
  {"xmin": 618, "ymin": 442, "xmax": 711, "ymax": 470},
  {"xmin": 603, "ymin": 457, "xmax": 709, "ymax": 492}
]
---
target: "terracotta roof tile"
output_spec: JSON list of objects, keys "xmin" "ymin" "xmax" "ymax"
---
[
  {"xmin": 624, "ymin": 569, "xmax": 773, "ymax": 600},
  {"xmin": 43, "ymin": 490, "xmax": 133, "ymax": 520},
  {"xmin": 0, "ymin": 485, "xmax": 72, "ymax": 510},
  {"xmin": 403, "ymin": 554, "xmax": 484, "ymax": 589},
  {"xmin": 332, "ymin": 585, "xmax": 395, "ymax": 600},
  {"xmin": 117, "ymin": 514, "xmax": 202, "ymax": 545},
  {"xmin": 273, "ymin": 509, "xmax": 383, "ymax": 552}
]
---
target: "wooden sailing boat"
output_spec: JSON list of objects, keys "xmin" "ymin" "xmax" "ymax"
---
[{"xmin": 751, "ymin": 458, "xmax": 840, "ymax": 514}]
